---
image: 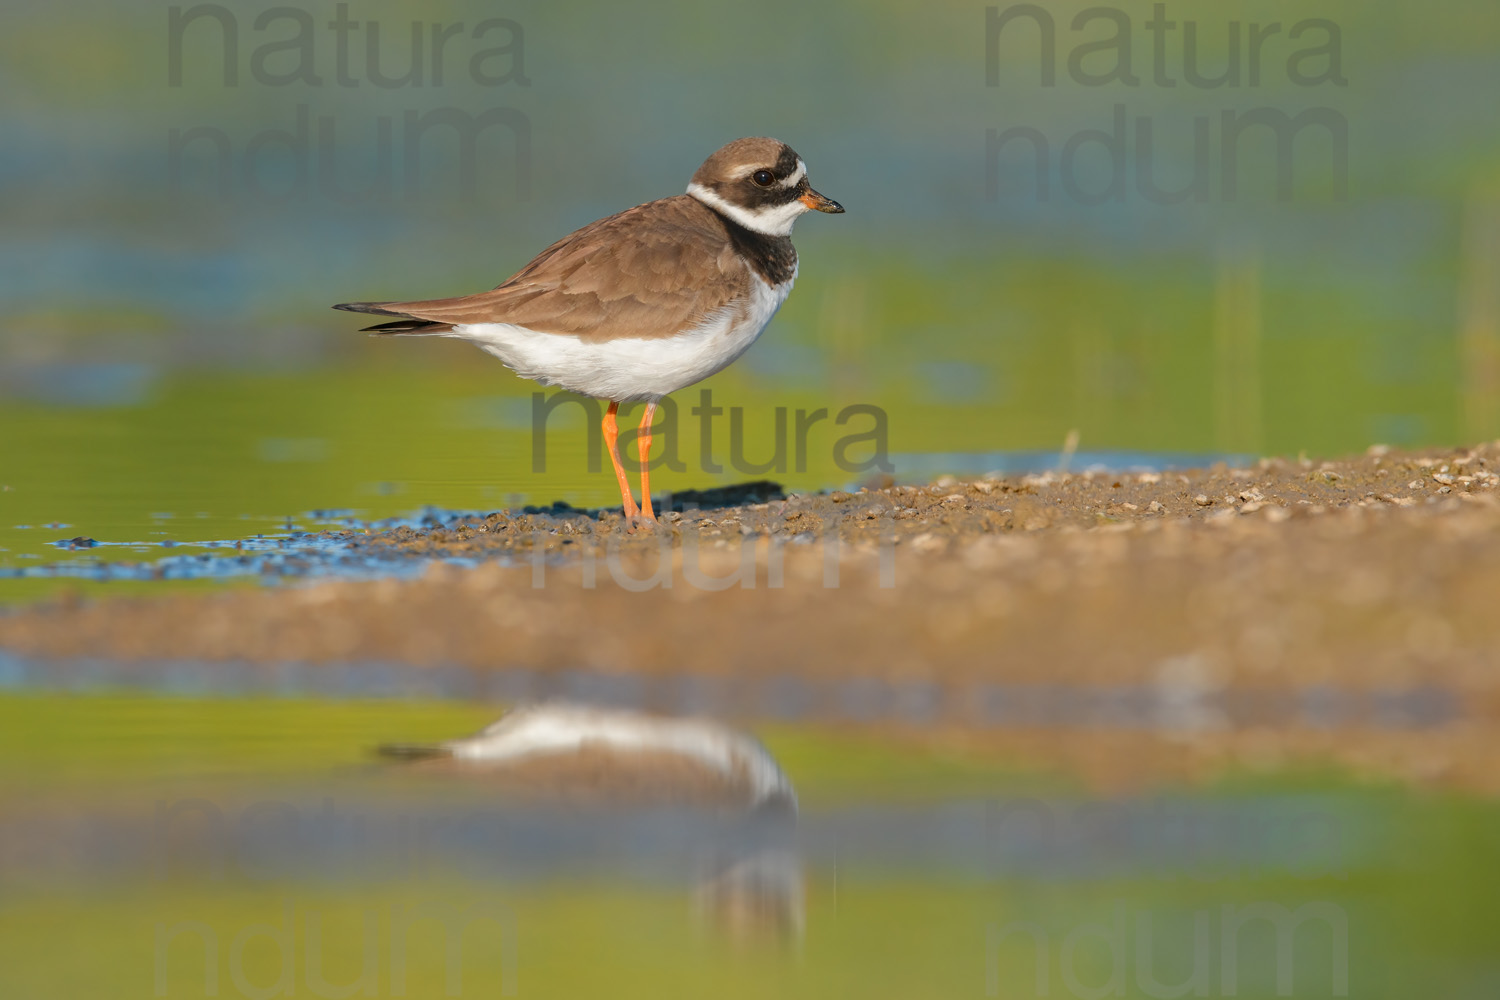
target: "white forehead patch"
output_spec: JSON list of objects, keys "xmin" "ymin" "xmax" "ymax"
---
[{"xmin": 779, "ymin": 160, "xmax": 807, "ymax": 189}]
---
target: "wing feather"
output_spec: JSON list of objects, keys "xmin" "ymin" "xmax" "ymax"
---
[{"xmin": 344, "ymin": 196, "xmax": 747, "ymax": 342}]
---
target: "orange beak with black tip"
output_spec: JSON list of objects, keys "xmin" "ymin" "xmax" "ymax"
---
[{"xmin": 800, "ymin": 189, "xmax": 845, "ymax": 213}]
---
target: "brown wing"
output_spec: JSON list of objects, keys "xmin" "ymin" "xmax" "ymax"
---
[{"xmin": 336, "ymin": 196, "xmax": 748, "ymax": 342}]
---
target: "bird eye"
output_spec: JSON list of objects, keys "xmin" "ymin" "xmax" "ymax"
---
[{"xmin": 752, "ymin": 170, "xmax": 775, "ymax": 187}]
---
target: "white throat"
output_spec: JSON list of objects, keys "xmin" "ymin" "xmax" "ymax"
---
[{"xmin": 687, "ymin": 183, "xmax": 808, "ymax": 237}]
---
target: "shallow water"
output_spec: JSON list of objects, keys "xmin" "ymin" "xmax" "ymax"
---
[
  {"xmin": 0, "ymin": 357, "xmax": 1251, "ymax": 599},
  {"xmin": 4, "ymin": 3, "xmax": 1499, "ymax": 992},
  {"xmin": 0, "ymin": 692, "xmax": 1495, "ymax": 999},
  {"xmin": 7, "ymin": 1, "xmax": 1498, "ymax": 607}
]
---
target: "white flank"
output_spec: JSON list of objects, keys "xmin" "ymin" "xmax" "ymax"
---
[
  {"xmin": 686, "ymin": 182, "xmax": 809, "ymax": 237},
  {"xmin": 443, "ymin": 703, "xmax": 797, "ymax": 810},
  {"xmin": 451, "ymin": 269, "xmax": 794, "ymax": 402}
]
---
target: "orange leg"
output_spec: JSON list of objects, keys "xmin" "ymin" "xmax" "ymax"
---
[
  {"xmin": 637, "ymin": 401, "xmax": 658, "ymax": 525},
  {"xmin": 602, "ymin": 402, "xmax": 639, "ymax": 520}
]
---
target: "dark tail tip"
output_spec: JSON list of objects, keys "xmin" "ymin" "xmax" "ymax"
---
[
  {"xmin": 333, "ymin": 301, "xmax": 400, "ymax": 316},
  {"xmin": 334, "ymin": 302, "xmax": 446, "ymax": 334},
  {"xmin": 376, "ymin": 742, "xmax": 454, "ymax": 760}
]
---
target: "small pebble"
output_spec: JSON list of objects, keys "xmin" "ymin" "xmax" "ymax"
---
[{"xmin": 1193, "ymin": 494, "xmax": 1212, "ymax": 506}]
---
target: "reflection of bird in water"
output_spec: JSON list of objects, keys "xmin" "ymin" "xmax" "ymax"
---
[{"xmin": 380, "ymin": 702, "xmax": 803, "ymax": 943}]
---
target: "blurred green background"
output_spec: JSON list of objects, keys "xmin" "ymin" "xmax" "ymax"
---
[
  {"xmin": 3, "ymin": 0, "xmax": 1499, "ymax": 584},
  {"xmin": 3, "ymin": 3, "xmax": 1500, "ymax": 993}
]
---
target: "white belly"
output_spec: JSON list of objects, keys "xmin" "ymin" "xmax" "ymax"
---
[
  {"xmin": 444, "ymin": 704, "xmax": 797, "ymax": 810},
  {"xmin": 452, "ymin": 273, "xmax": 794, "ymax": 402}
]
